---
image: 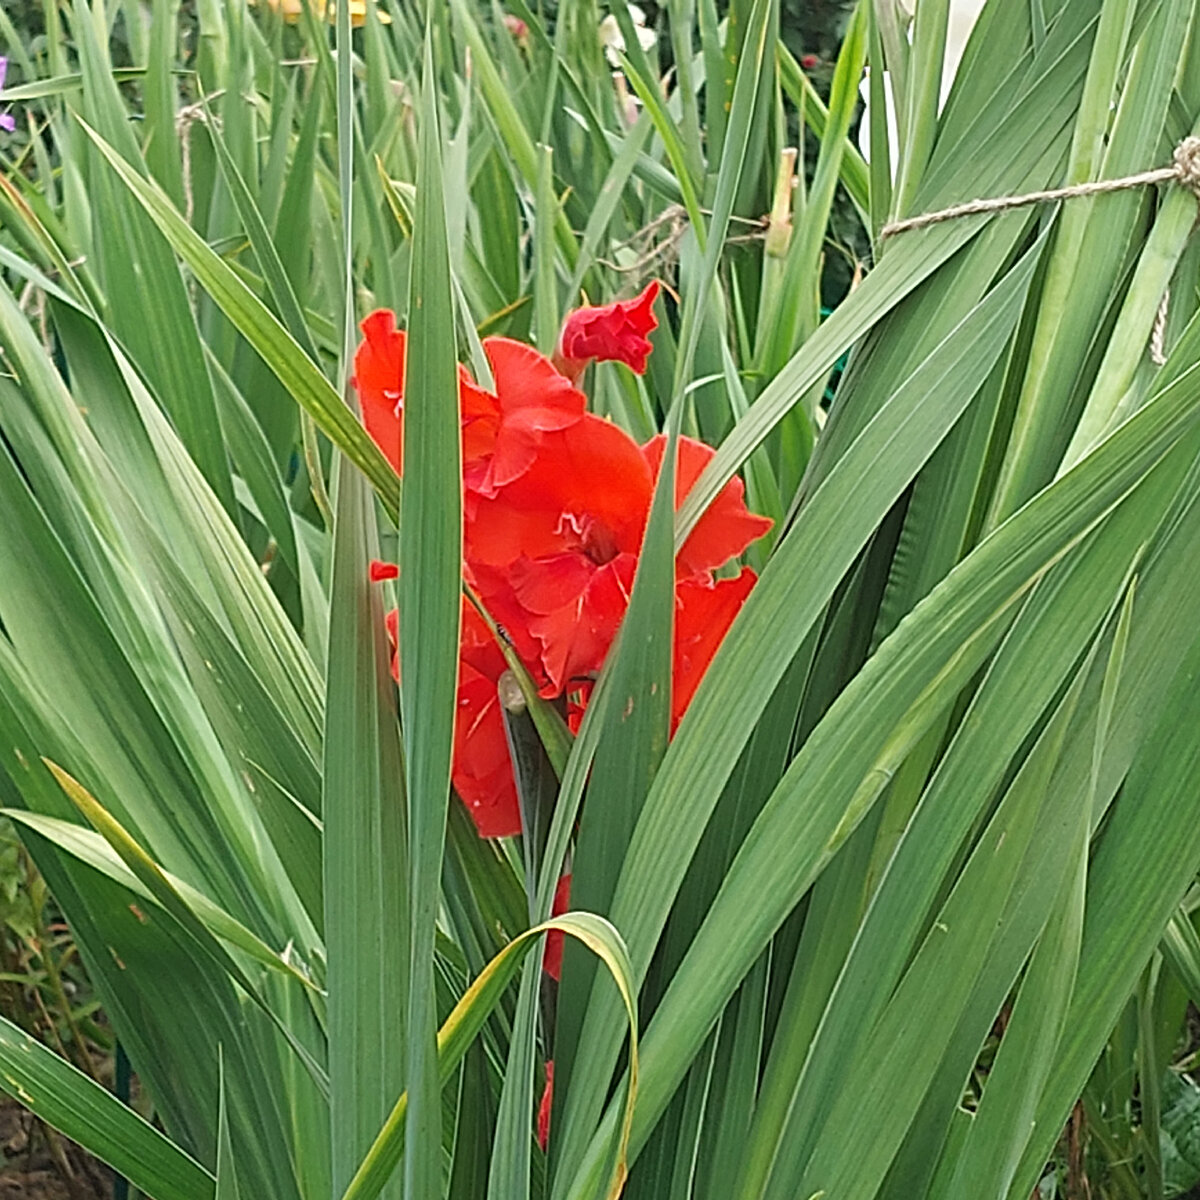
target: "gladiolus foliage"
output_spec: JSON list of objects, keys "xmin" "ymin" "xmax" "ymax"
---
[{"xmin": 4, "ymin": 4, "xmax": 1200, "ymax": 1200}]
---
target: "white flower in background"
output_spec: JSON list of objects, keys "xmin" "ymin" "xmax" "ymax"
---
[
  {"xmin": 599, "ymin": 4, "xmax": 657, "ymax": 68},
  {"xmin": 859, "ymin": 0, "xmax": 988, "ymax": 166}
]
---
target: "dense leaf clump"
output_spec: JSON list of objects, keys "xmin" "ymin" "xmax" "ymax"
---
[{"xmin": 2, "ymin": 2, "xmax": 1200, "ymax": 1199}]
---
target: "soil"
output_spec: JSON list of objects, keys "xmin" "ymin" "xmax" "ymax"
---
[{"xmin": 0, "ymin": 1099, "xmax": 111, "ymax": 1200}]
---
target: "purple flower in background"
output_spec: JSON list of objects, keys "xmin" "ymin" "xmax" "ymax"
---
[{"xmin": 0, "ymin": 58, "xmax": 15, "ymax": 133}]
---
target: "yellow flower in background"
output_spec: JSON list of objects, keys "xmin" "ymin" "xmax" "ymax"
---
[{"xmin": 256, "ymin": 0, "xmax": 391, "ymax": 27}]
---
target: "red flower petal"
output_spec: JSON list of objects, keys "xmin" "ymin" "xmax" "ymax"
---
[
  {"xmin": 466, "ymin": 415, "xmax": 652, "ymax": 570},
  {"xmin": 353, "ymin": 310, "xmax": 405, "ymax": 475},
  {"xmin": 464, "ymin": 564, "xmax": 552, "ymax": 694},
  {"xmin": 460, "ymin": 372, "xmax": 501, "ymax": 484},
  {"xmin": 452, "ymin": 603, "xmax": 521, "ymax": 838},
  {"xmin": 353, "ymin": 310, "xmax": 507, "ymax": 486},
  {"xmin": 467, "ymin": 338, "xmax": 587, "ymax": 497},
  {"xmin": 459, "ymin": 600, "xmax": 508, "ymax": 678},
  {"xmin": 508, "ymin": 552, "xmax": 596, "ymax": 614},
  {"xmin": 386, "ymin": 598, "xmax": 521, "ymax": 837},
  {"xmin": 566, "ymin": 680, "xmax": 594, "ymax": 734},
  {"xmin": 384, "ymin": 607, "xmax": 400, "ymax": 683},
  {"xmin": 369, "ymin": 559, "xmax": 399, "ymax": 582},
  {"xmin": 537, "ymin": 1061, "xmax": 554, "ymax": 1152},
  {"xmin": 554, "ymin": 281, "xmax": 660, "ymax": 381},
  {"xmin": 672, "ymin": 568, "xmax": 756, "ymax": 730},
  {"xmin": 643, "ymin": 434, "xmax": 773, "ymax": 577},
  {"xmin": 452, "ymin": 658, "xmax": 521, "ymax": 837},
  {"xmin": 510, "ymin": 552, "xmax": 637, "ymax": 696},
  {"xmin": 542, "ymin": 873, "xmax": 572, "ymax": 981}
]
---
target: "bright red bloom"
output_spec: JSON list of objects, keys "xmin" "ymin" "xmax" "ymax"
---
[
  {"xmin": 469, "ymin": 427, "xmax": 771, "ymax": 697},
  {"xmin": 353, "ymin": 310, "xmax": 407, "ymax": 474},
  {"xmin": 642, "ymin": 435, "xmax": 773, "ymax": 578},
  {"xmin": 352, "ymin": 313, "xmax": 584, "ymax": 493},
  {"xmin": 453, "ymin": 603, "xmax": 523, "ymax": 838},
  {"xmin": 466, "ymin": 338, "xmax": 586, "ymax": 499},
  {"xmin": 378, "ymin": 579, "xmax": 521, "ymax": 839},
  {"xmin": 466, "ymin": 414, "xmax": 653, "ymax": 695},
  {"xmin": 673, "ymin": 568, "xmax": 756, "ymax": 730},
  {"xmin": 538, "ymin": 1061, "xmax": 554, "ymax": 1152},
  {"xmin": 542, "ymin": 874, "xmax": 572, "ymax": 981},
  {"xmin": 360, "ymin": 309, "xmax": 772, "ymax": 840},
  {"xmin": 553, "ymin": 281, "xmax": 660, "ymax": 383}
]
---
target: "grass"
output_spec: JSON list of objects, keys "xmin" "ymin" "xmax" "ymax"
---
[{"xmin": 1, "ymin": 1, "xmax": 1200, "ymax": 1198}]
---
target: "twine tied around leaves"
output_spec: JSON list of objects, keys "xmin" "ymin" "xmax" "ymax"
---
[{"xmin": 880, "ymin": 136, "xmax": 1200, "ymax": 240}]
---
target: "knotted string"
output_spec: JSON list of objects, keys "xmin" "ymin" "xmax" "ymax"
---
[{"xmin": 880, "ymin": 136, "xmax": 1200, "ymax": 239}]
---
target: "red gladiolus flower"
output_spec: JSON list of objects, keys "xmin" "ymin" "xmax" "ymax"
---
[
  {"xmin": 673, "ymin": 568, "xmax": 756, "ymax": 730},
  {"xmin": 453, "ymin": 602, "xmax": 523, "ymax": 838},
  {"xmin": 354, "ymin": 310, "xmax": 407, "ymax": 474},
  {"xmin": 378, "ymin": 575, "xmax": 521, "ymax": 838},
  {"xmin": 353, "ymin": 312, "xmax": 584, "ymax": 493},
  {"xmin": 360, "ymin": 308, "xmax": 773, "ymax": 840},
  {"xmin": 465, "ymin": 338, "xmax": 586, "ymax": 499},
  {"xmin": 553, "ymin": 281, "xmax": 660, "ymax": 383},
  {"xmin": 538, "ymin": 1061, "xmax": 554, "ymax": 1152},
  {"xmin": 468, "ymin": 426, "xmax": 772, "ymax": 699},
  {"xmin": 467, "ymin": 414, "xmax": 653, "ymax": 695},
  {"xmin": 542, "ymin": 874, "xmax": 572, "ymax": 981},
  {"xmin": 642, "ymin": 435, "xmax": 773, "ymax": 578}
]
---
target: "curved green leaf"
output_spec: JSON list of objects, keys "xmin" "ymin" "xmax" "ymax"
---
[
  {"xmin": 0, "ymin": 1012, "xmax": 214, "ymax": 1200},
  {"xmin": 74, "ymin": 117, "xmax": 400, "ymax": 523},
  {"xmin": 342, "ymin": 912, "xmax": 639, "ymax": 1200}
]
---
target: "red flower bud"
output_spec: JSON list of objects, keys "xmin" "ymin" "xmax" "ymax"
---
[{"xmin": 553, "ymin": 281, "xmax": 660, "ymax": 383}]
